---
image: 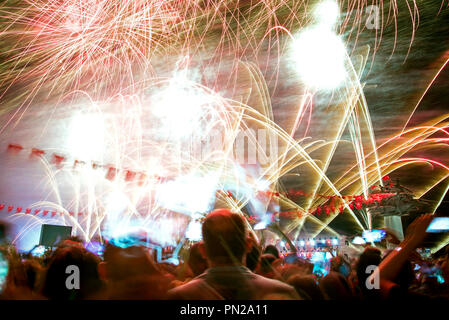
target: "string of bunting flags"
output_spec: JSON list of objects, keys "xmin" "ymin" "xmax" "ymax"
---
[
  {"xmin": 6, "ymin": 143, "xmax": 157, "ymax": 185},
  {"xmin": 0, "ymin": 203, "xmax": 83, "ymax": 218},
  {"xmin": 3, "ymin": 143, "xmax": 397, "ymax": 220},
  {"xmin": 225, "ymin": 175, "xmax": 397, "ymax": 221}
]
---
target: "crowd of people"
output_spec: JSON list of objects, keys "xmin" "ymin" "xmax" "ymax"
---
[{"xmin": 0, "ymin": 209, "xmax": 448, "ymax": 300}]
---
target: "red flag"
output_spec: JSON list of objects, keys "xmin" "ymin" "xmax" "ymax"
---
[
  {"xmin": 7, "ymin": 144, "xmax": 23, "ymax": 152},
  {"xmin": 125, "ymin": 170, "xmax": 136, "ymax": 182},
  {"xmin": 52, "ymin": 153, "xmax": 65, "ymax": 166},
  {"xmin": 106, "ymin": 167, "xmax": 118, "ymax": 180},
  {"xmin": 0, "ymin": 204, "xmax": 4, "ymax": 210},
  {"xmin": 138, "ymin": 172, "xmax": 147, "ymax": 186},
  {"xmin": 31, "ymin": 148, "xmax": 45, "ymax": 157}
]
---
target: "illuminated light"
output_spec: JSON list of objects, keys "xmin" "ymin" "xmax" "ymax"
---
[
  {"xmin": 293, "ymin": 26, "xmax": 347, "ymax": 90},
  {"xmin": 254, "ymin": 221, "xmax": 268, "ymax": 230},
  {"xmin": 310, "ymin": 239, "xmax": 316, "ymax": 246},
  {"xmin": 185, "ymin": 219, "xmax": 202, "ymax": 241},
  {"xmin": 352, "ymin": 236, "xmax": 366, "ymax": 245},
  {"xmin": 67, "ymin": 113, "xmax": 105, "ymax": 161},
  {"xmin": 105, "ymin": 191, "xmax": 129, "ymax": 216},
  {"xmin": 156, "ymin": 173, "xmax": 218, "ymax": 215},
  {"xmin": 163, "ymin": 257, "xmax": 180, "ymax": 266},
  {"xmin": 299, "ymin": 240, "xmax": 305, "ymax": 247},
  {"xmin": 313, "ymin": 0, "xmax": 340, "ymax": 27},
  {"xmin": 151, "ymin": 73, "xmax": 214, "ymax": 139},
  {"xmin": 255, "ymin": 179, "xmax": 270, "ymax": 192},
  {"xmin": 280, "ymin": 241, "xmax": 286, "ymax": 247},
  {"xmin": 332, "ymin": 238, "xmax": 339, "ymax": 245}
]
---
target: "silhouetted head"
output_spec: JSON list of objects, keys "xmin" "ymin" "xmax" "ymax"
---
[
  {"xmin": 288, "ymin": 274, "xmax": 325, "ymax": 300},
  {"xmin": 187, "ymin": 243, "xmax": 208, "ymax": 276},
  {"xmin": 101, "ymin": 244, "xmax": 169, "ymax": 299},
  {"xmin": 319, "ymin": 271, "xmax": 354, "ymax": 300},
  {"xmin": 356, "ymin": 246, "xmax": 382, "ymax": 295},
  {"xmin": 201, "ymin": 209, "xmax": 249, "ymax": 265},
  {"xmin": 102, "ymin": 243, "xmax": 161, "ymax": 281},
  {"xmin": 42, "ymin": 245, "xmax": 102, "ymax": 300},
  {"xmin": 264, "ymin": 245, "xmax": 280, "ymax": 259}
]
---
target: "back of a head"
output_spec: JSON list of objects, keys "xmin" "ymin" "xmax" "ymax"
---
[
  {"xmin": 259, "ymin": 253, "xmax": 277, "ymax": 274},
  {"xmin": 202, "ymin": 209, "xmax": 247, "ymax": 264},
  {"xmin": 264, "ymin": 245, "xmax": 280, "ymax": 259},
  {"xmin": 103, "ymin": 243, "xmax": 161, "ymax": 281},
  {"xmin": 356, "ymin": 246, "xmax": 382, "ymax": 293},
  {"xmin": 42, "ymin": 246, "xmax": 102, "ymax": 300},
  {"xmin": 288, "ymin": 274, "xmax": 325, "ymax": 300},
  {"xmin": 188, "ymin": 243, "xmax": 208, "ymax": 276},
  {"xmin": 102, "ymin": 244, "xmax": 170, "ymax": 299},
  {"xmin": 319, "ymin": 271, "xmax": 354, "ymax": 300},
  {"xmin": 23, "ymin": 259, "xmax": 43, "ymax": 291}
]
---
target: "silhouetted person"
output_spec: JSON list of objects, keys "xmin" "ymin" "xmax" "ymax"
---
[
  {"xmin": 42, "ymin": 245, "xmax": 103, "ymax": 300},
  {"xmin": 264, "ymin": 245, "xmax": 280, "ymax": 259},
  {"xmin": 187, "ymin": 243, "xmax": 208, "ymax": 277},
  {"xmin": 168, "ymin": 209, "xmax": 300, "ymax": 299},
  {"xmin": 99, "ymin": 244, "xmax": 171, "ymax": 299},
  {"xmin": 246, "ymin": 234, "xmax": 261, "ymax": 272},
  {"xmin": 356, "ymin": 247, "xmax": 382, "ymax": 299},
  {"xmin": 288, "ymin": 274, "xmax": 325, "ymax": 300}
]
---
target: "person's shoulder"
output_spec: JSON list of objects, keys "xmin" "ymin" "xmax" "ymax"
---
[
  {"xmin": 251, "ymin": 273, "xmax": 301, "ymax": 298},
  {"xmin": 167, "ymin": 276, "xmax": 208, "ymax": 299},
  {"xmin": 252, "ymin": 272, "xmax": 287, "ymax": 286}
]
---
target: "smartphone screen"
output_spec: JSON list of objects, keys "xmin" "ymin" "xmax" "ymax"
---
[
  {"xmin": 362, "ymin": 229, "xmax": 386, "ymax": 242},
  {"xmin": 426, "ymin": 217, "xmax": 449, "ymax": 233}
]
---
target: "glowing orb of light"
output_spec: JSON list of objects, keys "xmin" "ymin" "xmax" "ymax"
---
[
  {"xmin": 352, "ymin": 236, "xmax": 366, "ymax": 245},
  {"xmin": 156, "ymin": 174, "xmax": 218, "ymax": 215},
  {"xmin": 185, "ymin": 219, "xmax": 203, "ymax": 241},
  {"xmin": 151, "ymin": 76, "xmax": 212, "ymax": 139},
  {"xmin": 313, "ymin": 0, "xmax": 340, "ymax": 27},
  {"xmin": 105, "ymin": 191, "xmax": 129, "ymax": 216},
  {"xmin": 293, "ymin": 26, "xmax": 347, "ymax": 90},
  {"xmin": 253, "ymin": 221, "xmax": 268, "ymax": 230},
  {"xmin": 67, "ymin": 113, "xmax": 105, "ymax": 161}
]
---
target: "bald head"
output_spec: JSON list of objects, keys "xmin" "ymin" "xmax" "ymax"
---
[{"xmin": 202, "ymin": 209, "xmax": 248, "ymax": 264}]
